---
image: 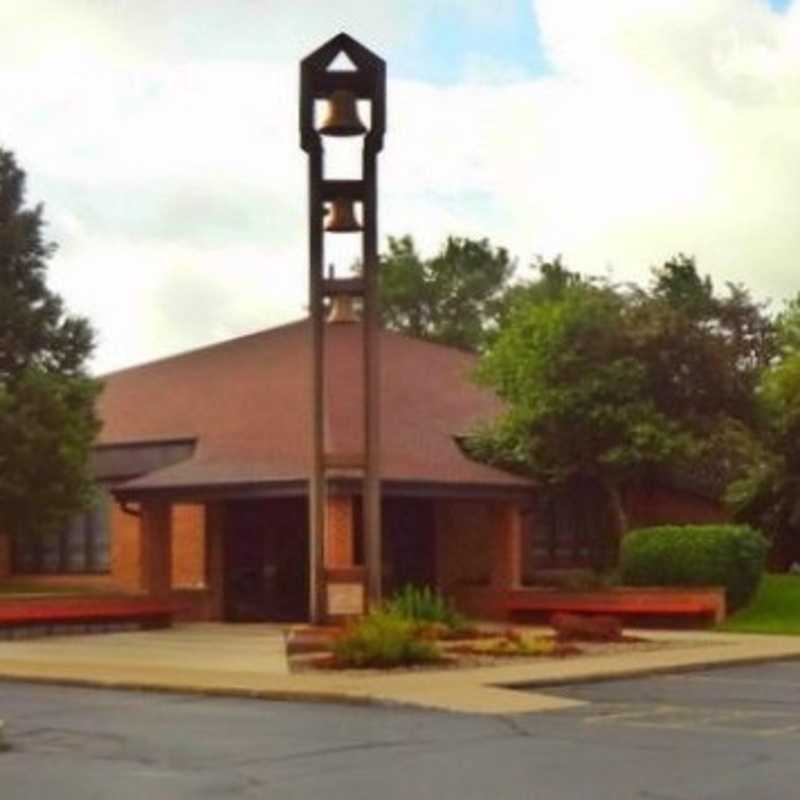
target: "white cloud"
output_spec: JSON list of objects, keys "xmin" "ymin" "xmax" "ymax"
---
[{"xmin": 3, "ymin": 0, "xmax": 800, "ymax": 373}]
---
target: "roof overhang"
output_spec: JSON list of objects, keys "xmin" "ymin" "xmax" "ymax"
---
[
  {"xmin": 111, "ymin": 476, "xmax": 535, "ymax": 505},
  {"xmin": 92, "ymin": 438, "xmax": 196, "ymax": 482}
]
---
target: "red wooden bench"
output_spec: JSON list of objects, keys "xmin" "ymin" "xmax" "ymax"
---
[
  {"xmin": 0, "ymin": 597, "xmax": 173, "ymax": 635},
  {"xmin": 500, "ymin": 589, "xmax": 726, "ymax": 625}
]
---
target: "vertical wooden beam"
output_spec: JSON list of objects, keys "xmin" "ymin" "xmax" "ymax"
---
[
  {"xmin": 308, "ymin": 142, "xmax": 326, "ymax": 624},
  {"xmin": 362, "ymin": 139, "xmax": 382, "ymax": 610}
]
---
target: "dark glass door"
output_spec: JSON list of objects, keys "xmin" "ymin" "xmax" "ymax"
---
[{"xmin": 224, "ymin": 500, "xmax": 309, "ymax": 622}]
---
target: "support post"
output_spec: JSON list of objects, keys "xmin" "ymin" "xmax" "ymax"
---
[
  {"xmin": 139, "ymin": 499, "xmax": 173, "ymax": 602},
  {"xmin": 491, "ymin": 502, "xmax": 523, "ymax": 590}
]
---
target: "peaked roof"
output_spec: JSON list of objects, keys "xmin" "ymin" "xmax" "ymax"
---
[
  {"xmin": 98, "ymin": 319, "xmax": 534, "ymax": 496},
  {"xmin": 300, "ymin": 32, "xmax": 384, "ymax": 72}
]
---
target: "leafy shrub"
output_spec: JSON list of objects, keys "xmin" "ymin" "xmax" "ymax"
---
[
  {"xmin": 331, "ymin": 611, "xmax": 441, "ymax": 668},
  {"xmin": 384, "ymin": 584, "xmax": 466, "ymax": 630},
  {"xmin": 620, "ymin": 524, "xmax": 768, "ymax": 610}
]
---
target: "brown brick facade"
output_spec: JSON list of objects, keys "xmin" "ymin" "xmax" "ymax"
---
[
  {"xmin": 324, "ymin": 496, "xmax": 355, "ymax": 568},
  {"xmin": 434, "ymin": 500, "xmax": 494, "ymax": 595},
  {"xmin": 626, "ymin": 487, "xmax": 726, "ymax": 529},
  {"xmin": 171, "ymin": 504, "xmax": 206, "ymax": 588}
]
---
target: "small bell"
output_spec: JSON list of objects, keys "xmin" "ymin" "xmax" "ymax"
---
[
  {"xmin": 319, "ymin": 90, "xmax": 366, "ymax": 136},
  {"xmin": 327, "ymin": 294, "xmax": 359, "ymax": 324},
  {"xmin": 325, "ymin": 198, "xmax": 362, "ymax": 232}
]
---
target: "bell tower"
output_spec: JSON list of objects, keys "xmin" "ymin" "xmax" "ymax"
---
[{"xmin": 299, "ymin": 33, "xmax": 386, "ymax": 622}]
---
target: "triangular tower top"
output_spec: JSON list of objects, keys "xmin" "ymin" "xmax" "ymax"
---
[{"xmin": 301, "ymin": 32, "xmax": 385, "ymax": 73}]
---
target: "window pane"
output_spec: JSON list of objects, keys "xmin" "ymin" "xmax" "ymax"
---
[
  {"xmin": 89, "ymin": 491, "xmax": 111, "ymax": 573},
  {"xmin": 13, "ymin": 535, "xmax": 39, "ymax": 573},
  {"xmin": 65, "ymin": 515, "xmax": 87, "ymax": 573},
  {"xmin": 40, "ymin": 530, "xmax": 62, "ymax": 573}
]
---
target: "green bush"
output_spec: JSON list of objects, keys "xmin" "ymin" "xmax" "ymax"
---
[
  {"xmin": 332, "ymin": 611, "xmax": 441, "ymax": 668},
  {"xmin": 384, "ymin": 584, "xmax": 466, "ymax": 630},
  {"xmin": 620, "ymin": 524, "xmax": 768, "ymax": 610}
]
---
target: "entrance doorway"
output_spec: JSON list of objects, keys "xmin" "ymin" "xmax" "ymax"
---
[
  {"xmin": 224, "ymin": 499, "xmax": 309, "ymax": 622},
  {"xmin": 382, "ymin": 498, "xmax": 436, "ymax": 595}
]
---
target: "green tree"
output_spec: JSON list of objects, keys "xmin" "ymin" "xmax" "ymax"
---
[
  {"xmin": 469, "ymin": 256, "xmax": 772, "ymax": 561},
  {"xmin": 379, "ymin": 235, "xmax": 515, "ymax": 351},
  {"xmin": 470, "ymin": 282, "xmax": 689, "ymax": 552},
  {"xmin": 727, "ymin": 302, "xmax": 800, "ymax": 562},
  {"xmin": 0, "ymin": 147, "xmax": 100, "ymax": 538},
  {"xmin": 494, "ymin": 256, "xmax": 584, "ymax": 330}
]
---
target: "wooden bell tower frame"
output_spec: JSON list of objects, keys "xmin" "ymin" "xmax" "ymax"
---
[{"xmin": 299, "ymin": 33, "xmax": 386, "ymax": 622}]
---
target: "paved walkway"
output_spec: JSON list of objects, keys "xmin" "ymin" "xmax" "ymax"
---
[{"xmin": 0, "ymin": 624, "xmax": 799, "ymax": 714}]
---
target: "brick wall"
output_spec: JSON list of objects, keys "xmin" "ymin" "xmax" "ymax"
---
[
  {"xmin": 626, "ymin": 487, "xmax": 727, "ymax": 530},
  {"xmin": 110, "ymin": 501, "xmax": 144, "ymax": 591},
  {"xmin": 171, "ymin": 504, "xmax": 206, "ymax": 588},
  {"xmin": 325, "ymin": 496, "xmax": 355, "ymax": 568},
  {"xmin": 434, "ymin": 500, "xmax": 493, "ymax": 595}
]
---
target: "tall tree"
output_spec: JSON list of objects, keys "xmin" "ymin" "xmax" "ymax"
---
[
  {"xmin": 0, "ymin": 147, "xmax": 100, "ymax": 538},
  {"xmin": 379, "ymin": 235, "xmax": 515, "ymax": 351},
  {"xmin": 728, "ymin": 299, "xmax": 800, "ymax": 564},
  {"xmin": 469, "ymin": 281, "xmax": 689, "ymax": 552},
  {"xmin": 468, "ymin": 256, "xmax": 771, "ymax": 561}
]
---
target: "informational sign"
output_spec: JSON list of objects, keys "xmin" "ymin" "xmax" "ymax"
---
[{"xmin": 327, "ymin": 581, "xmax": 365, "ymax": 617}]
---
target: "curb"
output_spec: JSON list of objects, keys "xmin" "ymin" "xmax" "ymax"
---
[
  {"xmin": 0, "ymin": 647, "xmax": 798, "ymax": 716},
  {"xmin": 0, "ymin": 673, "xmax": 382, "ymax": 709},
  {"xmin": 494, "ymin": 650, "xmax": 800, "ymax": 692}
]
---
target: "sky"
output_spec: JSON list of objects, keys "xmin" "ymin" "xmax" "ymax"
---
[{"xmin": 2, "ymin": 0, "xmax": 800, "ymax": 374}]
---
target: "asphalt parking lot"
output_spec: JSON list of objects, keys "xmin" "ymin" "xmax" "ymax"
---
[
  {"xmin": 1, "ymin": 660, "xmax": 800, "ymax": 799},
  {"xmin": 540, "ymin": 660, "xmax": 800, "ymax": 740}
]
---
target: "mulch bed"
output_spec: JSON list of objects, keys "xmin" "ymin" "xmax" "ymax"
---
[{"xmin": 287, "ymin": 627, "xmax": 670, "ymax": 674}]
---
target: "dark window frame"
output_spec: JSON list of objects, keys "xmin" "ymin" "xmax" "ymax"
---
[{"xmin": 11, "ymin": 490, "xmax": 112, "ymax": 576}]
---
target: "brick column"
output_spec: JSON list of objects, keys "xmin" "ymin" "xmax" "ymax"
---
[
  {"xmin": 324, "ymin": 495, "xmax": 355, "ymax": 568},
  {"xmin": 139, "ymin": 499, "xmax": 173, "ymax": 601},
  {"xmin": 323, "ymin": 495, "xmax": 365, "ymax": 619},
  {"xmin": 490, "ymin": 501, "xmax": 523, "ymax": 590}
]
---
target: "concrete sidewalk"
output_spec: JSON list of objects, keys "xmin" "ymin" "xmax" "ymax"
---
[{"xmin": 0, "ymin": 624, "xmax": 799, "ymax": 714}]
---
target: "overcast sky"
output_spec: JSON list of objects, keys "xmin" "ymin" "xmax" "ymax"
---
[{"xmin": 3, "ymin": 0, "xmax": 799, "ymax": 373}]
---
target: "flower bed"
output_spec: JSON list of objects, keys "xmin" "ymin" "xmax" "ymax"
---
[{"xmin": 287, "ymin": 614, "xmax": 665, "ymax": 674}]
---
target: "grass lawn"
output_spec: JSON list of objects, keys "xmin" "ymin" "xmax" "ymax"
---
[{"xmin": 719, "ymin": 574, "xmax": 800, "ymax": 635}]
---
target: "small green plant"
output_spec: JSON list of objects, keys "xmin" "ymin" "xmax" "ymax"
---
[
  {"xmin": 620, "ymin": 524, "xmax": 768, "ymax": 610},
  {"xmin": 331, "ymin": 611, "xmax": 441, "ymax": 668},
  {"xmin": 384, "ymin": 584, "xmax": 466, "ymax": 630}
]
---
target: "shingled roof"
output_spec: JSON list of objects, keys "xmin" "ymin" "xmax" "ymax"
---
[{"xmin": 98, "ymin": 318, "xmax": 534, "ymax": 497}]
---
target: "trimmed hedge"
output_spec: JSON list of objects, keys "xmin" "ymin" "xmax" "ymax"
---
[{"xmin": 620, "ymin": 524, "xmax": 768, "ymax": 610}]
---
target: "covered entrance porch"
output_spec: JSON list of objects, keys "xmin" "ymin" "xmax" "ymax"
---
[{"xmin": 115, "ymin": 491, "xmax": 527, "ymax": 624}]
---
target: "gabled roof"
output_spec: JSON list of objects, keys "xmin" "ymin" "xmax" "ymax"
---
[{"xmin": 98, "ymin": 318, "xmax": 534, "ymax": 497}]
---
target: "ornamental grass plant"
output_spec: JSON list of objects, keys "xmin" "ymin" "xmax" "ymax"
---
[
  {"xmin": 384, "ymin": 584, "xmax": 467, "ymax": 631},
  {"xmin": 331, "ymin": 611, "xmax": 442, "ymax": 668}
]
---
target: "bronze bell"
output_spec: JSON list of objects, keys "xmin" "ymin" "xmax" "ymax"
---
[
  {"xmin": 325, "ymin": 198, "xmax": 362, "ymax": 232},
  {"xmin": 319, "ymin": 90, "xmax": 366, "ymax": 136},
  {"xmin": 327, "ymin": 294, "xmax": 359, "ymax": 324}
]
